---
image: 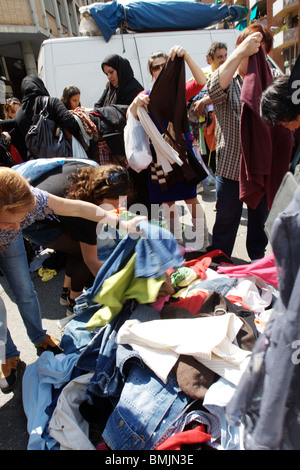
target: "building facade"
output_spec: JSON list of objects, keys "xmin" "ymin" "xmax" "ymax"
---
[
  {"xmin": 0, "ymin": 0, "xmax": 93, "ymax": 99},
  {"xmin": 0, "ymin": 0, "xmax": 299, "ymax": 100},
  {"xmin": 201, "ymin": 0, "xmax": 299, "ymax": 72}
]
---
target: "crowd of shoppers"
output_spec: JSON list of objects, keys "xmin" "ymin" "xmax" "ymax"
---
[{"xmin": 0, "ymin": 25, "xmax": 298, "ymax": 448}]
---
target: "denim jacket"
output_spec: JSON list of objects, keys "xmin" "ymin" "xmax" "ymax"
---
[
  {"xmin": 77, "ymin": 303, "xmax": 191, "ymax": 450},
  {"xmin": 102, "ymin": 362, "xmax": 191, "ymax": 450}
]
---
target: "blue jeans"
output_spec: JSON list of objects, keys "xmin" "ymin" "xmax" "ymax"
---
[
  {"xmin": 0, "ymin": 234, "xmax": 46, "ymax": 359},
  {"xmin": 212, "ymin": 176, "xmax": 269, "ymax": 260},
  {"xmin": 0, "ymin": 297, "xmax": 7, "ymax": 361}
]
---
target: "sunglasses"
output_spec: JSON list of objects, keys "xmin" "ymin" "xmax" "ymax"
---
[
  {"xmin": 6, "ymin": 98, "xmax": 20, "ymax": 104},
  {"xmin": 105, "ymin": 170, "xmax": 128, "ymax": 186},
  {"xmin": 151, "ymin": 63, "xmax": 166, "ymax": 72}
]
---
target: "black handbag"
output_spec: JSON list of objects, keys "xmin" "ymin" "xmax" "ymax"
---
[{"xmin": 25, "ymin": 96, "xmax": 72, "ymax": 159}]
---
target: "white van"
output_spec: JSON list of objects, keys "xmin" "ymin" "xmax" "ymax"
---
[{"xmin": 37, "ymin": 29, "xmax": 240, "ymax": 108}]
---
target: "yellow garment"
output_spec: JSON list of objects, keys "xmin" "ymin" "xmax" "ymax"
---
[
  {"xmin": 38, "ymin": 268, "xmax": 57, "ymax": 281},
  {"xmin": 172, "ymin": 278, "xmax": 210, "ymax": 299},
  {"xmin": 86, "ymin": 253, "xmax": 166, "ymax": 330}
]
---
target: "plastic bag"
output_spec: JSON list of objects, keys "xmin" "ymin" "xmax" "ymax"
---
[{"xmin": 124, "ymin": 111, "xmax": 152, "ymax": 173}]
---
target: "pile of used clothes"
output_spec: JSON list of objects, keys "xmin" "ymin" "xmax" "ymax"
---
[{"xmin": 21, "ymin": 197, "xmax": 300, "ymax": 450}]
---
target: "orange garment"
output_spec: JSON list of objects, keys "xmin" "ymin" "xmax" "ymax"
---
[{"xmin": 203, "ymin": 111, "xmax": 216, "ymax": 152}]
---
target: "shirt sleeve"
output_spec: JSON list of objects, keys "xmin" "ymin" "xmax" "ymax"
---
[
  {"xmin": 185, "ymin": 80, "xmax": 204, "ymax": 103},
  {"xmin": 49, "ymin": 98, "xmax": 80, "ymax": 136},
  {"xmin": 207, "ymin": 69, "xmax": 228, "ymax": 106},
  {"xmin": 21, "ymin": 187, "xmax": 58, "ymax": 229}
]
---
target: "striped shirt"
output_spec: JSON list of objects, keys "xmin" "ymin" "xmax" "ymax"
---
[{"xmin": 207, "ymin": 69, "xmax": 243, "ymax": 181}]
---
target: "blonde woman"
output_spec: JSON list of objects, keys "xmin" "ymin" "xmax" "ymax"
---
[{"xmin": 0, "ymin": 167, "xmax": 145, "ymax": 393}]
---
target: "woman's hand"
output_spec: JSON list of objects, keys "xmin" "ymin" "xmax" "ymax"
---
[
  {"xmin": 119, "ymin": 215, "xmax": 148, "ymax": 234},
  {"xmin": 237, "ymin": 32, "xmax": 263, "ymax": 59},
  {"xmin": 169, "ymin": 45, "xmax": 206, "ymax": 86},
  {"xmin": 128, "ymin": 93, "xmax": 150, "ymax": 119},
  {"xmin": 218, "ymin": 32, "xmax": 263, "ymax": 90},
  {"xmin": 169, "ymin": 45, "xmax": 186, "ymax": 60}
]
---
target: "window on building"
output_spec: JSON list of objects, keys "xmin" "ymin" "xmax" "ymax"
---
[
  {"xmin": 44, "ymin": 0, "xmax": 55, "ymax": 17},
  {"xmin": 284, "ymin": 44, "xmax": 299, "ymax": 74},
  {"xmin": 57, "ymin": 1, "xmax": 68, "ymax": 27}
]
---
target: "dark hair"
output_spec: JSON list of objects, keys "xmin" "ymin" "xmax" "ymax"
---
[
  {"xmin": 260, "ymin": 75, "xmax": 300, "ymax": 126},
  {"xmin": 65, "ymin": 164, "xmax": 134, "ymax": 205},
  {"xmin": 206, "ymin": 42, "xmax": 227, "ymax": 61},
  {"xmin": 148, "ymin": 51, "xmax": 168, "ymax": 76},
  {"xmin": 61, "ymin": 86, "xmax": 81, "ymax": 110},
  {"xmin": 236, "ymin": 24, "xmax": 273, "ymax": 54}
]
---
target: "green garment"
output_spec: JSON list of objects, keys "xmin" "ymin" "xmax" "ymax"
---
[
  {"xmin": 86, "ymin": 253, "xmax": 166, "ymax": 330},
  {"xmin": 170, "ymin": 266, "xmax": 197, "ymax": 287}
]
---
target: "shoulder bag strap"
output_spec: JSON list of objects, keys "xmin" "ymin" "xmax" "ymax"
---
[{"xmin": 34, "ymin": 95, "xmax": 49, "ymax": 116}]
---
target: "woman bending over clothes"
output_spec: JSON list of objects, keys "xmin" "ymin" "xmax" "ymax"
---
[
  {"xmin": 0, "ymin": 166, "xmax": 145, "ymax": 393},
  {"xmin": 22, "ymin": 162, "xmax": 136, "ymax": 316}
]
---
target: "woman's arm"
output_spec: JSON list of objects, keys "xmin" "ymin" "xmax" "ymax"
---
[
  {"xmin": 47, "ymin": 193, "xmax": 146, "ymax": 232},
  {"xmin": 0, "ymin": 119, "xmax": 17, "ymax": 133},
  {"xmin": 218, "ymin": 32, "xmax": 262, "ymax": 90},
  {"xmin": 80, "ymin": 242, "xmax": 102, "ymax": 277},
  {"xmin": 169, "ymin": 45, "xmax": 206, "ymax": 86},
  {"xmin": 50, "ymin": 97, "xmax": 81, "ymax": 137}
]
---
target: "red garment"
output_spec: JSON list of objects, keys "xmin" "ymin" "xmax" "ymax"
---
[
  {"xmin": 240, "ymin": 46, "xmax": 293, "ymax": 210},
  {"xmin": 10, "ymin": 144, "xmax": 23, "ymax": 163},
  {"xmin": 186, "ymin": 79, "xmax": 204, "ymax": 102},
  {"xmin": 170, "ymin": 291, "xmax": 209, "ymax": 315},
  {"xmin": 203, "ymin": 112, "xmax": 216, "ymax": 152},
  {"xmin": 156, "ymin": 425, "xmax": 211, "ymax": 450}
]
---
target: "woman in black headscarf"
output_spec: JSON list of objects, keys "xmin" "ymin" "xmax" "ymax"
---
[
  {"xmin": 0, "ymin": 75, "xmax": 81, "ymax": 161},
  {"xmin": 92, "ymin": 55, "xmax": 149, "ymax": 210},
  {"xmin": 95, "ymin": 54, "xmax": 143, "ymax": 107}
]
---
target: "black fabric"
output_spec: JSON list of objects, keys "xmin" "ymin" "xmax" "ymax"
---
[
  {"xmin": 19, "ymin": 74, "xmax": 49, "ymax": 122},
  {"xmin": 91, "ymin": 104, "xmax": 128, "ymax": 156},
  {"xmin": 0, "ymin": 134, "xmax": 14, "ymax": 167},
  {"xmin": 91, "ymin": 104, "xmax": 128, "ymax": 135}
]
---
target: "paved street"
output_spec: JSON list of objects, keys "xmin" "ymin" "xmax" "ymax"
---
[{"xmin": 0, "ymin": 181, "xmax": 272, "ymax": 450}]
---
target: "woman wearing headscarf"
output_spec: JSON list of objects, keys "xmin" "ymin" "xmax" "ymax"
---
[
  {"xmin": 95, "ymin": 54, "xmax": 144, "ymax": 107},
  {"xmin": 0, "ymin": 75, "xmax": 81, "ymax": 161},
  {"xmin": 91, "ymin": 55, "xmax": 148, "ymax": 209}
]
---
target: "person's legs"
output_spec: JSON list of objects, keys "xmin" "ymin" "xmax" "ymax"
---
[
  {"xmin": 0, "ymin": 234, "xmax": 46, "ymax": 351},
  {"xmin": 211, "ymin": 176, "xmax": 243, "ymax": 258},
  {"xmin": 185, "ymin": 197, "xmax": 208, "ymax": 250},
  {"xmin": 0, "ymin": 297, "xmax": 21, "ymax": 393},
  {"xmin": 0, "ymin": 296, "xmax": 7, "ymax": 361},
  {"xmin": 65, "ymin": 254, "xmax": 94, "ymax": 316},
  {"xmin": 162, "ymin": 202, "xmax": 183, "ymax": 242},
  {"xmin": 246, "ymin": 193, "xmax": 269, "ymax": 261}
]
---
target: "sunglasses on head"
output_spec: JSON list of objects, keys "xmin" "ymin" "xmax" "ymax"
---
[
  {"xmin": 151, "ymin": 63, "xmax": 166, "ymax": 72},
  {"xmin": 105, "ymin": 170, "xmax": 128, "ymax": 186},
  {"xmin": 6, "ymin": 98, "xmax": 20, "ymax": 104}
]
